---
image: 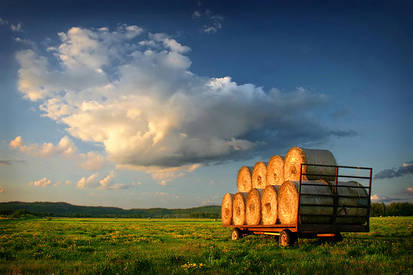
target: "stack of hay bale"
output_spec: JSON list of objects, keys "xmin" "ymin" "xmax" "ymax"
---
[{"xmin": 221, "ymin": 147, "xmax": 368, "ymax": 226}]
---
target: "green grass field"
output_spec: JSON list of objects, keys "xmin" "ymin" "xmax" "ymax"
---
[{"xmin": 1, "ymin": 217, "xmax": 412, "ymax": 274}]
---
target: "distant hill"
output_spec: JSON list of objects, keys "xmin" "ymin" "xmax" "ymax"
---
[{"xmin": 0, "ymin": 201, "xmax": 220, "ymax": 218}]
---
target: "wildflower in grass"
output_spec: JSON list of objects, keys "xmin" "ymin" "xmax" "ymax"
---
[{"xmin": 181, "ymin": 262, "xmax": 205, "ymax": 271}]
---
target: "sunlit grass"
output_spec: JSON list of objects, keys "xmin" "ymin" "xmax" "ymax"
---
[{"xmin": 0, "ymin": 217, "xmax": 412, "ymax": 274}]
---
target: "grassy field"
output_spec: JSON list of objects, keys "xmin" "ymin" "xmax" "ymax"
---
[{"xmin": 0, "ymin": 217, "xmax": 412, "ymax": 274}]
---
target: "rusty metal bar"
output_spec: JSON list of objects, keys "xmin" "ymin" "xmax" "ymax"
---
[
  {"xmin": 300, "ymin": 163, "xmax": 371, "ymax": 170},
  {"xmin": 367, "ymin": 168, "xmax": 373, "ymax": 231},
  {"xmin": 332, "ymin": 166, "xmax": 339, "ymax": 226},
  {"xmin": 300, "ymin": 224, "xmax": 369, "ymax": 233},
  {"xmin": 300, "ymin": 193, "xmax": 369, "ymax": 199},
  {"xmin": 299, "ymin": 183, "xmax": 370, "ymax": 189},
  {"xmin": 300, "ymin": 173, "xmax": 370, "ymax": 179},
  {"xmin": 300, "ymin": 203, "xmax": 369, "ymax": 208},
  {"xmin": 297, "ymin": 164, "xmax": 303, "ymax": 234},
  {"xmin": 224, "ymin": 223, "xmax": 296, "ymax": 228},
  {"xmin": 301, "ymin": 214, "xmax": 368, "ymax": 218}
]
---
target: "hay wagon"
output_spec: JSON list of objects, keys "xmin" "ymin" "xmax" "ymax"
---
[{"xmin": 224, "ymin": 163, "xmax": 373, "ymax": 246}]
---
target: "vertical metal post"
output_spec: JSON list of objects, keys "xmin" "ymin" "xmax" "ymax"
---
[
  {"xmin": 297, "ymin": 164, "xmax": 303, "ymax": 234},
  {"xmin": 367, "ymin": 168, "xmax": 373, "ymax": 231},
  {"xmin": 332, "ymin": 166, "xmax": 339, "ymax": 228}
]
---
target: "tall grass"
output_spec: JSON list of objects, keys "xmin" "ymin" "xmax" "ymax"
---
[{"xmin": 0, "ymin": 217, "xmax": 412, "ymax": 274}]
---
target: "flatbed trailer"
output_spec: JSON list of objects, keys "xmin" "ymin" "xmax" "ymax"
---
[{"xmin": 224, "ymin": 163, "xmax": 373, "ymax": 246}]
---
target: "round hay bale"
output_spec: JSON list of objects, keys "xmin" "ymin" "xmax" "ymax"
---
[
  {"xmin": 261, "ymin": 185, "xmax": 279, "ymax": 225},
  {"xmin": 278, "ymin": 180, "xmax": 333, "ymax": 224},
  {"xmin": 336, "ymin": 181, "xmax": 369, "ymax": 224},
  {"xmin": 266, "ymin": 155, "xmax": 284, "ymax": 186},
  {"xmin": 232, "ymin": 192, "xmax": 248, "ymax": 225},
  {"xmin": 246, "ymin": 188, "xmax": 263, "ymax": 225},
  {"xmin": 284, "ymin": 147, "xmax": 337, "ymax": 182},
  {"xmin": 237, "ymin": 166, "xmax": 253, "ymax": 192},
  {"xmin": 252, "ymin": 162, "xmax": 267, "ymax": 189},
  {"xmin": 221, "ymin": 193, "xmax": 234, "ymax": 225}
]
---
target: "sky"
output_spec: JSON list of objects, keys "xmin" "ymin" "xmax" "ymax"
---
[{"xmin": 0, "ymin": 0, "xmax": 412, "ymax": 208}]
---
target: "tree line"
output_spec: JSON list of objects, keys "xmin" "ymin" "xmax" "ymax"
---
[
  {"xmin": 1, "ymin": 201, "xmax": 412, "ymax": 219},
  {"xmin": 370, "ymin": 202, "xmax": 413, "ymax": 217}
]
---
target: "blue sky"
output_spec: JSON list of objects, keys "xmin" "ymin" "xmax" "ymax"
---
[{"xmin": 0, "ymin": 0, "xmax": 412, "ymax": 208}]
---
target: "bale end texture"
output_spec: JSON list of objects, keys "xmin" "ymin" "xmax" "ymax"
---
[
  {"xmin": 237, "ymin": 166, "xmax": 253, "ymax": 193},
  {"xmin": 221, "ymin": 193, "xmax": 234, "ymax": 225},
  {"xmin": 252, "ymin": 162, "xmax": 267, "ymax": 189}
]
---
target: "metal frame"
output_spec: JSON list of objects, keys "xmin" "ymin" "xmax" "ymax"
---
[
  {"xmin": 298, "ymin": 163, "xmax": 373, "ymax": 234},
  {"xmin": 224, "ymin": 163, "xmax": 373, "ymax": 238}
]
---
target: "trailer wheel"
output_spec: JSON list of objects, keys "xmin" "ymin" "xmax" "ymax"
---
[
  {"xmin": 231, "ymin": 228, "xmax": 242, "ymax": 240},
  {"xmin": 279, "ymin": 230, "xmax": 293, "ymax": 247}
]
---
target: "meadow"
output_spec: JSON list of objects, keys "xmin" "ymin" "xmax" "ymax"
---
[{"xmin": 0, "ymin": 217, "xmax": 412, "ymax": 274}]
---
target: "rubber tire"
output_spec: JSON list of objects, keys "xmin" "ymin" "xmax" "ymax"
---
[
  {"xmin": 279, "ymin": 230, "xmax": 292, "ymax": 247},
  {"xmin": 231, "ymin": 228, "xmax": 242, "ymax": 240}
]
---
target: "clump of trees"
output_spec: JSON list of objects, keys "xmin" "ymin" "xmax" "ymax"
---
[{"xmin": 370, "ymin": 202, "xmax": 413, "ymax": 217}]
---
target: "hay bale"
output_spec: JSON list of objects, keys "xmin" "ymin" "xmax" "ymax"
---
[
  {"xmin": 278, "ymin": 180, "xmax": 333, "ymax": 224},
  {"xmin": 221, "ymin": 193, "xmax": 234, "ymax": 225},
  {"xmin": 237, "ymin": 166, "xmax": 253, "ymax": 192},
  {"xmin": 246, "ymin": 188, "xmax": 263, "ymax": 225},
  {"xmin": 284, "ymin": 147, "xmax": 337, "ymax": 182},
  {"xmin": 336, "ymin": 181, "xmax": 369, "ymax": 224},
  {"xmin": 261, "ymin": 185, "xmax": 279, "ymax": 225},
  {"xmin": 232, "ymin": 192, "xmax": 248, "ymax": 225},
  {"xmin": 252, "ymin": 162, "xmax": 267, "ymax": 189},
  {"xmin": 266, "ymin": 155, "xmax": 284, "ymax": 186}
]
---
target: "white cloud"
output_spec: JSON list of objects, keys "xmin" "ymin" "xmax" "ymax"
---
[
  {"xmin": 371, "ymin": 194, "xmax": 403, "ymax": 203},
  {"xmin": 30, "ymin": 177, "xmax": 52, "ymax": 187},
  {"xmin": 15, "ymin": 24, "xmax": 348, "ymax": 181},
  {"xmin": 10, "ymin": 136, "xmax": 76, "ymax": 157},
  {"xmin": 77, "ymin": 171, "xmax": 133, "ymax": 190},
  {"xmin": 0, "ymin": 18, "xmax": 23, "ymax": 32},
  {"xmin": 98, "ymin": 170, "xmax": 115, "ymax": 189},
  {"xmin": 80, "ymin": 151, "xmax": 107, "ymax": 170},
  {"xmin": 192, "ymin": 10, "xmax": 223, "ymax": 34},
  {"xmin": 192, "ymin": 11, "xmax": 201, "ymax": 18},
  {"xmin": 118, "ymin": 163, "xmax": 200, "ymax": 185},
  {"xmin": 10, "ymin": 136, "xmax": 109, "ymax": 171},
  {"xmin": 10, "ymin": 23, "xmax": 22, "ymax": 32},
  {"xmin": 77, "ymin": 173, "xmax": 98, "ymax": 189}
]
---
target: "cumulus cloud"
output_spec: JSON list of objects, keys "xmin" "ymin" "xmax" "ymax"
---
[
  {"xmin": 371, "ymin": 194, "xmax": 403, "ymax": 203},
  {"xmin": 10, "ymin": 136, "xmax": 76, "ymax": 157},
  {"xmin": 30, "ymin": 177, "xmax": 52, "ymax": 187},
  {"xmin": 15, "ymin": 24, "xmax": 353, "ymax": 178},
  {"xmin": 79, "ymin": 151, "xmax": 108, "ymax": 170},
  {"xmin": 77, "ymin": 171, "xmax": 133, "ymax": 190},
  {"xmin": 77, "ymin": 173, "xmax": 99, "ymax": 189},
  {"xmin": 98, "ymin": 170, "xmax": 115, "ymax": 189},
  {"xmin": 10, "ymin": 135, "xmax": 108, "ymax": 170},
  {"xmin": 119, "ymin": 163, "xmax": 200, "ymax": 185},
  {"xmin": 375, "ymin": 161, "xmax": 413, "ymax": 179}
]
